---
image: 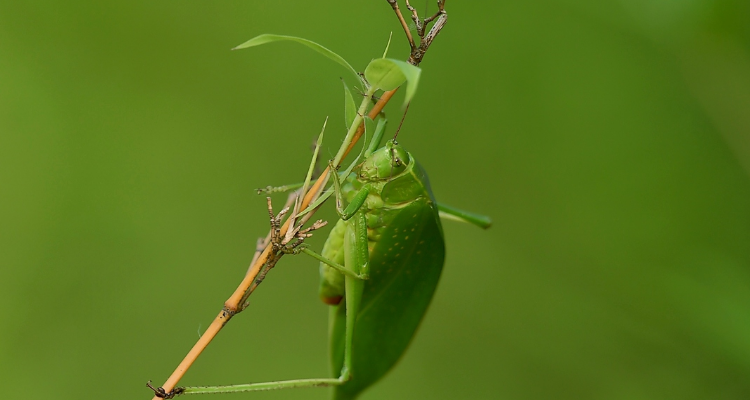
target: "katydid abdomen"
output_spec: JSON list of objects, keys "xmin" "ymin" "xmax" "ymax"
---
[{"xmin": 319, "ymin": 141, "xmax": 446, "ymax": 400}]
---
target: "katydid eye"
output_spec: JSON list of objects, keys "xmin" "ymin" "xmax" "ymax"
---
[{"xmin": 388, "ymin": 144, "xmax": 409, "ymax": 168}]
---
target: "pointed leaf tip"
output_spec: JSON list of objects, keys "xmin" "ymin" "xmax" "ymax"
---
[{"xmin": 233, "ymin": 34, "xmax": 361, "ymax": 83}]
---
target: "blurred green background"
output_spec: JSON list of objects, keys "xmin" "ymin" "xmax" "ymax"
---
[{"xmin": 2, "ymin": 1, "xmax": 750, "ymax": 399}]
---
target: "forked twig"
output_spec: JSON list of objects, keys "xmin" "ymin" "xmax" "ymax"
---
[
  {"xmin": 391, "ymin": 0, "xmax": 448, "ymax": 66},
  {"xmin": 387, "ymin": 0, "xmax": 415, "ymax": 49}
]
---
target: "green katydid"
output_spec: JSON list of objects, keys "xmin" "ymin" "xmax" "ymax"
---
[
  {"xmin": 148, "ymin": 31, "xmax": 489, "ymax": 399},
  {"xmin": 172, "ymin": 126, "xmax": 489, "ymax": 399}
]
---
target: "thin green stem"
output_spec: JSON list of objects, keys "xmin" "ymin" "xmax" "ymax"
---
[
  {"xmin": 333, "ymin": 86, "xmax": 378, "ymax": 168},
  {"xmin": 181, "ymin": 378, "xmax": 343, "ymax": 395}
]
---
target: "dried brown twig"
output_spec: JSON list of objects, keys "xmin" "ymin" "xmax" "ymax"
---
[
  {"xmin": 387, "ymin": 0, "xmax": 415, "ymax": 49},
  {"xmin": 387, "ymin": 0, "xmax": 448, "ymax": 66},
  {"xmin": 403, "ymin": 0, "xmax": 448, "ymax": 66}
]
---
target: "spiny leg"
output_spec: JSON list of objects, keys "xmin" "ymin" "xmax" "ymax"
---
[
  {"xmin": 329, "ymin": 160, "xmax": 371, "ymax": 221},
  {"xmin": 338, "ymin": 213, "xmax": 367, "ymax": 380}
]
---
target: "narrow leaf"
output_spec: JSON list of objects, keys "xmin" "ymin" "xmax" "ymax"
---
[
  {"xmin": 365, "ymin": 117, "xmax": 387, "ymax": 157},
  {"xmin": 382, "ymin": 31, "xmax": 393, "ymax": 59},
  {"xmin": 297, "ymin": 152, "xmax": 363, "ymax": 219},
  {"xmin": 364, "ymin": 117, "xmax": 376, "ymax": 145},
  {"xmin": 302, "ymin": 117, "xmax": 327, "ymax": 199},
  {"xmin": 234, "ymin": 34, "xmax": 360, "ymax": 82},
  {"xmin": 363, "ymin": 117, "xmax": 376, "ymax": 156},
  {"xmin": 343, "ymin": 80, "xmax": 357, "ymax": 128}
]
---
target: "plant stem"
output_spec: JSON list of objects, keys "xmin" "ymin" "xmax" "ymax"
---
[
  {"xmin": 333, "ymin": 86, "xmax": 379, "ymax": 167},
  {"xmin": 150, "ymin": 88, "xmax": 397, "ymax": 400}
]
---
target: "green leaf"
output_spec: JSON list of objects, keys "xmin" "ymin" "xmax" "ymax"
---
[
  {"xmin": 233, "ymin": 34, "xmax": 360, "ymax": 83},
  {"xmin": 364, "ymin": 58, "xmax": 421, "ymax": 105},
  {"xmin": 343, "ymin": 80, "xmax": 357, "ymax": 128},
  {"xmin": 364, "ymin": 116, "xmax": 376, "ymax": 148}
]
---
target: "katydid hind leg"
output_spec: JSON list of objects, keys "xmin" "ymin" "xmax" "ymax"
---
[
  {"xmin": 177, "ymin": 304, "xmax": 357, "ymax": 395},
  {"xmin": 340, "ymin": 211, "xmax": 368, "ymax": 377},
  {"xmin": 178, "ymin": 215, "xmax": 369, "ymax": 396}
]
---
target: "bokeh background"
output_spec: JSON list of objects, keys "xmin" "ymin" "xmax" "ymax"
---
[{"xmin": 2, "ymin": 1, "xmax": 750, "ymax": 399}]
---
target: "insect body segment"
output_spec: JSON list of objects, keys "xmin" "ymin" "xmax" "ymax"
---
[
  {"xmin": 318, "ymin": 140, "xmax": 437, "ymax": 304},
  {"xmin": 319, "ymin": 140, "xmax": 446, "ymax": 400},
  {"xmin": 319, "ymin": 220, "xmax": 348, "ymax": 305}
]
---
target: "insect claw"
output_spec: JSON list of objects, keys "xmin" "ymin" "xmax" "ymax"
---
[
  {"xmin": 328, "ymin": 159, "xmax": 340, "ymax": 171},
  {"xmin": 290, "ymin": 243, "xmax": 308, "ymax": 255},
  {"xmin": 146, "ymin": 381, "xmax": 184, "ymax": 398},
  {"xmin": 146, "ymin": 381, "xmax": 163, "ymax": 396}
]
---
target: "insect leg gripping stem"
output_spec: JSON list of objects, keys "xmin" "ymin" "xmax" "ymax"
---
[{"xmin": 169, "ymin": 206, "xmax": 372, "ymax": 396}]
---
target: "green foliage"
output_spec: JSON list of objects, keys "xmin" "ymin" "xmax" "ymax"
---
[
  {"xmin": 233, "ymin": 34, "xmax": 360, "ymax": 83},
  {"xmin": 342, "ymin": 81, "xmax": 357, "ymax": 128},
  {"xmin": 363, "ymin": 117, "xmax": 376, "ymax": 151},
  {"xmin": 319, "ymin": 140, "xmax": 448, "ymax": 400},
  {"xmin": 4, "ymin": 2, "xmax": 750, "ymax": 400},
  {"xmin": 381, "ymin": 32, "xmax": 393, "ymax": 59},
  {"xmin": 234, "ymin": 33, "xmax": 422, "ymax": 111},
  {"xmin": 364, "ymin": 58, "xmax": 421, "ymax": 105}
]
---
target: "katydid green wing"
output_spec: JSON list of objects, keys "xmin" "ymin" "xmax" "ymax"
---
[{"xmin": 329, "ymin": 161, "xmax": 445, "ymax": 400}]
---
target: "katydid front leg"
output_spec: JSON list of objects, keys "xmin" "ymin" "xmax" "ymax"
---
[{"xmin": 317, "ymin": 169, "xmax": 372, "ymax": 304}]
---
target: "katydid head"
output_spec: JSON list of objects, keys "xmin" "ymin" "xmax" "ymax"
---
[{"xmin": 359, "ymin": 140, "xmax": 410, "ymax": 181}]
